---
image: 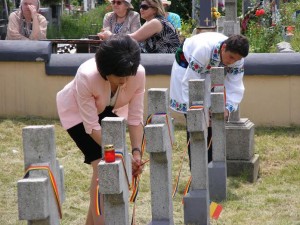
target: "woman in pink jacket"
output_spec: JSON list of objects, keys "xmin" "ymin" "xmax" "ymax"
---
[{"xmin": 56, "ymin": 35, "xmax": 145, "ymax": 225}]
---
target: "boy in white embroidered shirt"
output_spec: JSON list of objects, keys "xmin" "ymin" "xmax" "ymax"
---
[{"xmin": 170, "ymin": 32, "xmax": 249, "ymax": 163}]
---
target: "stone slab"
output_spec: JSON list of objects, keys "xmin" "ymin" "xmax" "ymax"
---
[
  {"xmin": 188, "ymin": 79, "xmax": 205, "ymax": 107},
  {"xmin": 183, "ymin": 190, "xmax": 210, "ymax": 225},
  {"xmin": 223, "ymin": 21, "xmax": 240, "ymax": 36},
  {"xmin": 18, "ymin": 177, "xmax": 49, "ymax": 220},
  {"xmin": 145, "ymin": 124, "xmax": 171, "ymax": 153},
  {"xmin": 101, "ymin": 117, "xmax": 127, "ymax": 154},
  {"xmin": 227, "ymin": 154, "xmax": 260, "ymax": 183},
  {"xmin": 226, "ymin": 120, "xmax": 255, "ymax": 160},
  {"xmin": 98, "ymin": 160, "xmax": 124, "ymax": 194},
  {"xmin": 148, "ymin": 88, "xmax": 169, "ymax": 115},
  {"xmin": 104, "ymin": 192, "xmax": 129, "ymax": 225},
  {"xmin": 22, "ymin": 125, "xmax": 56, "ymax": 173},
  {"xmin": 210, "ymin": 67, "xmax": 224, "ymax": 86},
  {"xmin": 211, "ymin": 93, "xmax": 224, "ymax": 113},
  {"xmin": 187, "ymin": 109, "xmax": 206, "ymax": 132},
  {"xmin": 211, "ymin": 115, "xmax": 226, "ymax": 161},
  {"xmin": 208, "ymin": 161, "xmax": 227, "ymax": 202}
]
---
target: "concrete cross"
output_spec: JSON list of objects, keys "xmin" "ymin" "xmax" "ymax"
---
[
  {"xmin": 184, "ymin": 79, "xmax": 210, "ymax": 225},
  {"xmin": 17, "ymin": 125, "xmax": 64, "ymax": 225},
  {"xmin": 98, "ymin": 117, "xmax": 131, "ymax": 225}
]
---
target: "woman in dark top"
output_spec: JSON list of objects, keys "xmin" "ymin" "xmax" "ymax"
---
[{"xmin": 98, "ymin": 0, "xmax": 180, "ymax": 53}]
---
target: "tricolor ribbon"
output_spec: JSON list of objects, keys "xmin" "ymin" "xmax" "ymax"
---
[{"xmin": 24, "ymin": 165, "xmax": 62, "ymax": 219}]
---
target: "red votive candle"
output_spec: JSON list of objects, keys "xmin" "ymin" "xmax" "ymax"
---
[{"xmin": 104, "ymin": 144, "xmax": 115, "ymax": 163}]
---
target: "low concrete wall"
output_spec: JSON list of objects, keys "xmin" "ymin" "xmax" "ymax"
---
[{"xmin": 0, "ymin": 40, "xmax": 300, "ymax": 126}]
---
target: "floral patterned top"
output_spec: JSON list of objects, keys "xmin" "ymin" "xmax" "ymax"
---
[
  {"xmin": 141, "ymin": 15, "xmax": 180, "ymax": 53},
  {"xmin": 170, "ymin": 32, "xmax": 245, "ymax": 113}
]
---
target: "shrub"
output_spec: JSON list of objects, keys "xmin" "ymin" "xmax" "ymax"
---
[
  {"xmin": 290, "ymin": 16, "xmax": 300, "ymax": 52},
  {"xmin": 245, "ymin": 21, "xmax": 282, "ymax": 53},
  {"xmin": 47, "ymin": 5, "xmax": 107, "ymax": 39}
]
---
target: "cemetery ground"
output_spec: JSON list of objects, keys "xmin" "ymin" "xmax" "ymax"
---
[{"xmin": 0, "ymin": 117, "xmax": 300, "ymax": 225}]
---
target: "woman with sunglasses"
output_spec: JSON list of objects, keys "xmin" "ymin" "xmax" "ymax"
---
[
  {"xmin": 103, "ymin": 0, "xmax": 141, "ymax": 34},
  {"xmin": 99, "ymin": 0, "xmax": 180, "ymax": 53}
]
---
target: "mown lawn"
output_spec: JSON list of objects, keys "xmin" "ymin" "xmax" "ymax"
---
[{"xmin": 0, "ymin": 117, "xmax": 299, "ymax": 225}]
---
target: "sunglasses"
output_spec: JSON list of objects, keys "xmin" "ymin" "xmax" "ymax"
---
[
  {"xmin": 111, "ymin": 0, "xmax": 123, "ymax": 5},
  {"xmin": 139, "ymin": 4, "xmax": 153, "ymax": 10}
]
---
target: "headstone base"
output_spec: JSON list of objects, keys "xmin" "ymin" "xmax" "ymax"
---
[
  {"xmin": 208, "ymin": 161, "xmax": 227, "ymax": 201},
  {"xmin": 183, "ymin": 190, "xmax": 210, "ymax": 225},
  {"xmin": 227, "ymin": 154, "xmax": 260, "ymax": 183},
  {"xmin": 226, "ymin": 118, "xmax": 255, "ymax": 160}
]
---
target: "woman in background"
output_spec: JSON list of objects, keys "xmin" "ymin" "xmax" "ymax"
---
[
  {"xmin": 6, "ymin": 0, "xmax": 47, "ymax": 40},
  {"xmin": 103, "ymin": 0, "xmax": 141, "ymax": 34},
  {"xmin": 99, "ymin": 0, "xmax": 180, "ymax": 53}
]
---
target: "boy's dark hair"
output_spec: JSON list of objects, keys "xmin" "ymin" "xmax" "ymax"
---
[
  {"xmin": 96, "ymin": 34, "xmax": 141, "ymax": 80},
  {"xmin": 223, "ymin": 34, "xmax": 249, "ymax": 58}
]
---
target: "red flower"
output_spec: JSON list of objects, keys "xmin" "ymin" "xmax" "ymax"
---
[
  {"xmin": 286, "ymin": 26, "xmax": 295, "ymax": 32},
  {"xmin": 255, "ymin": 9, "xmax": 265, "ymax": 16},
  {"xmin": 206, "ymin": 65, "xmax": 211, "ymax": 70},
  {"xmin": 194, "ymin": 64, "xmax": 199, "ymax": 69}
]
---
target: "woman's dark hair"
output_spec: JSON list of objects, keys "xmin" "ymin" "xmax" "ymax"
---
[
  {"xmin": 96, "ymin": 34, "xmax": 141, "ymax": 80},
  {"xmin": 223, "ymin": 34, "xmax": 249, "ymax": 58}
]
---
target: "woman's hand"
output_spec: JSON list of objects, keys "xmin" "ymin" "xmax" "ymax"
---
[
  {"xmin": 131, "ymin": 150, "xmax": 144, "ymax": 177},
  {"xmin": 28, "ymin": 4, "xmax": 38, "ymax": 18},
  {"xmin": 97, "ymin": 29, "xmax": 113, "ymax": 41}
]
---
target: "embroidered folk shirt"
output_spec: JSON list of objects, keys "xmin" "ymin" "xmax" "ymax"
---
[{"xmin": 170, "ymin": 32, "xmax": 245, "ymax": 113}]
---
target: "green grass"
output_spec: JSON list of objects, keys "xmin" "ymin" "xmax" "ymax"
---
[{"xmin": 1, "ymin": 118, "xmax": 300, "ymax": 224}]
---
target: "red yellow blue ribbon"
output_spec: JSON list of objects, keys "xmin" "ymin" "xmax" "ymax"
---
[{"xmin": 24, "ymin": 165, "xmax": 62, "ymax": 219}]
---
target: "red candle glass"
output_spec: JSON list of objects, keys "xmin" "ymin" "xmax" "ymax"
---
[{"xmin": 104, "ymin": 144, "xmax": 115, "ymax": 163}]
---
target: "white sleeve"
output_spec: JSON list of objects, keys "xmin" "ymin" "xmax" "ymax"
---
[{"xmin": 224, "ymin": 59, "xmax": 245, "ymax": 112}]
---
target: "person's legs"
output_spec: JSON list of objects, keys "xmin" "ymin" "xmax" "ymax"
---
[
  {"xmin": 67, "ymin": 106, "xmax": 118, "ymax": 225},
  {"xmin": 85, "ymin": 159, "xmax": 104, "ymax": 225}
]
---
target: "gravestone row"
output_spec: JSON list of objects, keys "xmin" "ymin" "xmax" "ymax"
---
[{"xmin": 17, "ymin": 67, "xmax": 259, "ymax": 224}]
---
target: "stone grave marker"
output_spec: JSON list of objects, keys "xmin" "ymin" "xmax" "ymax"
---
[
  {"xmin": 223, "ymin": 0, "xmax": 240, "ymax": 35},
  {"xmin": 18, "ymin": 125, "xmax": 64, "ymax": 225},
  {"xmin": 226, "ymin": 107, "xmax": 260, "ymax": 182},
  {"xmin": 98, "ymin": 117, "xmax": 131, "ymax": 225},
  {"xmin": 145, "ymin": 123, "xmax": 174, "ymax": 225},
  {"xmin": 208, "ymin": 67, "xmax": 227, "ymax": 201},
  {"xmin": 184, "ymin": 79, "xmax": 210, "ymax": 225},
  {"xmin": 148, "ymin": 88, "xmax": 175, "ymax": 143},
  {"xmin": 146, "ymin": 88, "xmax": 174, "ymax": 224}
]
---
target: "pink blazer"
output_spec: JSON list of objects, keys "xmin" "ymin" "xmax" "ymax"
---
[{"xmin": 56, "ymin": 58, "xmax": 145, "ymax": 134}]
